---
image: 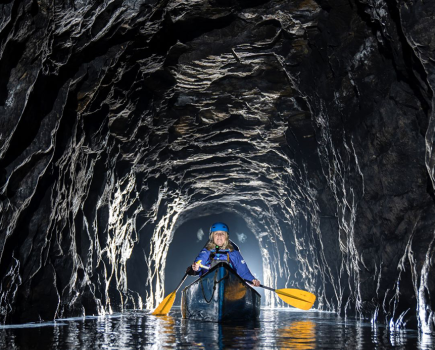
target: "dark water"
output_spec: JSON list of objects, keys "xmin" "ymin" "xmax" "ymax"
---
[{"xmin": 0, "ymin": 307, "xmax": 434, "ymax": 349}]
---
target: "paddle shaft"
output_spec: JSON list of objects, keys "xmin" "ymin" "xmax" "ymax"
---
[
  {"xmin": 175, "ymin": 273, "xmax": 189, "ymax": 292},
  {"xmin": 244, "ymin": 279, "xmax": 272, "ymax": 291},
  {"xmin": 244, "ymin": 280, "xmax": 312, "ymax": 304},
  {"xmin": 258, "ymin": 283, "xmax": 274, "ymax": 292}
]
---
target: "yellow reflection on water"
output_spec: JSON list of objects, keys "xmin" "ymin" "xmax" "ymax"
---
[
  {"xmin": 277, "ymin": 320, "xmax": 316, "ymax": 349},
  {"xmin": 152, "ymin": 315, "xmax": 177, "ymax": 348}
]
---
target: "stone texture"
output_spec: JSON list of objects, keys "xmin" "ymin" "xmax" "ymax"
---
[{"xmin": 0, "ymin": 0, "xmax": 434, "ymax": 333}]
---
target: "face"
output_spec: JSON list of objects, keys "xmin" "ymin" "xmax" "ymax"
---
[{"xmin": 212, "ymin": 231, "xmax": 227, "ymax": 247}]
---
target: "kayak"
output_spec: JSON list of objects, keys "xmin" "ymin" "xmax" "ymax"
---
[{"xmin": 181, "ymin": 262, "xmax": 261, "ymax": 322}]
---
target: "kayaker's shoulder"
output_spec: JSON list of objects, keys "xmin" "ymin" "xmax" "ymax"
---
[{"xmin": 229, "ymin": 250, "xmax": 242, "ymax": 258}]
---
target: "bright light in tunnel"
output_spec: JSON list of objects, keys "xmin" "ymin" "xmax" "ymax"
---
[
  {"xmin": 236, "ymin": 232, "xmax": 247, "ymax": 243},
  {"xmin": 196, "ymin": 228, "xmax": 204, "ymax": 242}
]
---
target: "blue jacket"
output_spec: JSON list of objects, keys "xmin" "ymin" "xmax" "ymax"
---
[{"xmin": 194, "ymin": 248, "xmax": 257, "ymax": 282}]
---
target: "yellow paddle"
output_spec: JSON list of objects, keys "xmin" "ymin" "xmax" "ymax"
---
[
  {"xmin": 273, "ymin": 288, "xmax": 317, "ymax": 310},
  {"xmin": 152, "ymin": 273, "xmax": 188, "ymax": 316},
  {"xmin": 246, "ymin": 280, "xmax": 316, "ymax": 310}
]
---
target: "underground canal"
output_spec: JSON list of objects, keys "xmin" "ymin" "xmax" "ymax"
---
[{"xmin": 1, "ymin": 0, "xmax": 435, "ymax": 348}]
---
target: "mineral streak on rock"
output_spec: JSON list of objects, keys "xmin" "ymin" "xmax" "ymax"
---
[{"xmin": 0, "ymin": 0, "xmax": 434, "ymax": 333}]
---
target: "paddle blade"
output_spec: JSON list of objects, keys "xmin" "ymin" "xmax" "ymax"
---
[
  {"xmin": 152, "ymin": 291, "xmax": 176, "ymax": 316},
  {"xmin": 275, "ymin": 288, "xmax": 316, "ymax": 310}
]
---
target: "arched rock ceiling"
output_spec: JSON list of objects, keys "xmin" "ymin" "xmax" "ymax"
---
[{"xmin": 0, "ymin": 0, "xmax": 435, "ymax": 333}]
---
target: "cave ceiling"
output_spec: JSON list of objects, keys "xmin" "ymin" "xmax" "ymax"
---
[{"xmin": 0, "ymin": 0, "xmax": 435, "ymax": 333}]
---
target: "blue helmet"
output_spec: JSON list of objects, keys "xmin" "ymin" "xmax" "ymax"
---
[{"xmin": 210, "ymin": 222, "xmax": 229, "ymax": 234}]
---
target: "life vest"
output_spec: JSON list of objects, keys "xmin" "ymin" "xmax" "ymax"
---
[
  {"xmin": 208, "ymin": 249, "xmax": 233, "ymax": 269},
  {"xmin": 194, "ymin": 248, "xmax": 256, "ymax": 281}
]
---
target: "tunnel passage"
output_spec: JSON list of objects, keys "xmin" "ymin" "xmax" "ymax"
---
[
  {"xmin": 123, "ymin": 147, "xmax": 324, "ymax": 311},
  {"xmin": 0, "ymin": 0, "xmax": 435, "ymax": 334}
]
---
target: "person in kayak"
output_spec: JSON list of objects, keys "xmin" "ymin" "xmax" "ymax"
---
[{"xmin": 190, "ymin": 222, "xmax": 261, "ymax": 287}]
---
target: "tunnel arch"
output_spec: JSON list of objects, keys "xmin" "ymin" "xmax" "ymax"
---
[{"xmin": 136, "ymin": 178, "xmax": 324, "ymax": 310}]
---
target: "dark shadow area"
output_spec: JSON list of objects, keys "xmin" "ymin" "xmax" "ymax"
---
[{"xmin": 165, "ymin": 212, "xmax": 264, "ymax": 306}]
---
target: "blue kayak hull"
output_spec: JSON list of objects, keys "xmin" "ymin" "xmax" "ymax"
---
[{"xmin": 181, "ymin": 263, "xmax": 261, "ymax": 323}]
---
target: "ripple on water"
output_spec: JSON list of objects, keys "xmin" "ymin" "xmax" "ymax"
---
[{"xmin": 0, "ymin": 308, "xmax": 433, "ymax": 349}]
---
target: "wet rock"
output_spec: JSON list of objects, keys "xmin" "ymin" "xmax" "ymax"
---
[{"xmin": 0, "ymin": 0, "xmax": 434, "ymax": 334}]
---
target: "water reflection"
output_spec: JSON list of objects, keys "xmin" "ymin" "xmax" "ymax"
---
[
  {"xmin": 178, "ymin": 316, "xmax": 260, "ymax": 349},
  {"xmin": 419, "ymin": 332, "xmax": 434, "ymax": 349},
  {"xmin": 277, "ymin": 320, "xmax": 315, "ymax": 349},
  {"xmin": 0, "ymin": 308, "xmax": 434, "ymax": 349}
]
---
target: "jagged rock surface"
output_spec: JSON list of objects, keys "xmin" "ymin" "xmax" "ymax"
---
[{"xmin": 0, "ymin": 0, "xmax": 434, "ymax": 333}]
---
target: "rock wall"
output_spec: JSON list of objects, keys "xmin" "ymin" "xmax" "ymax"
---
[{"xmin": 0, "ymin": 0, "xmax": 434, "ymax": 333}]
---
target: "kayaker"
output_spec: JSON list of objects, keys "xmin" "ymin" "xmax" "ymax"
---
[{"xmin": 190, "ymin": 222, "xmax": 261, "ymax": 287}]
